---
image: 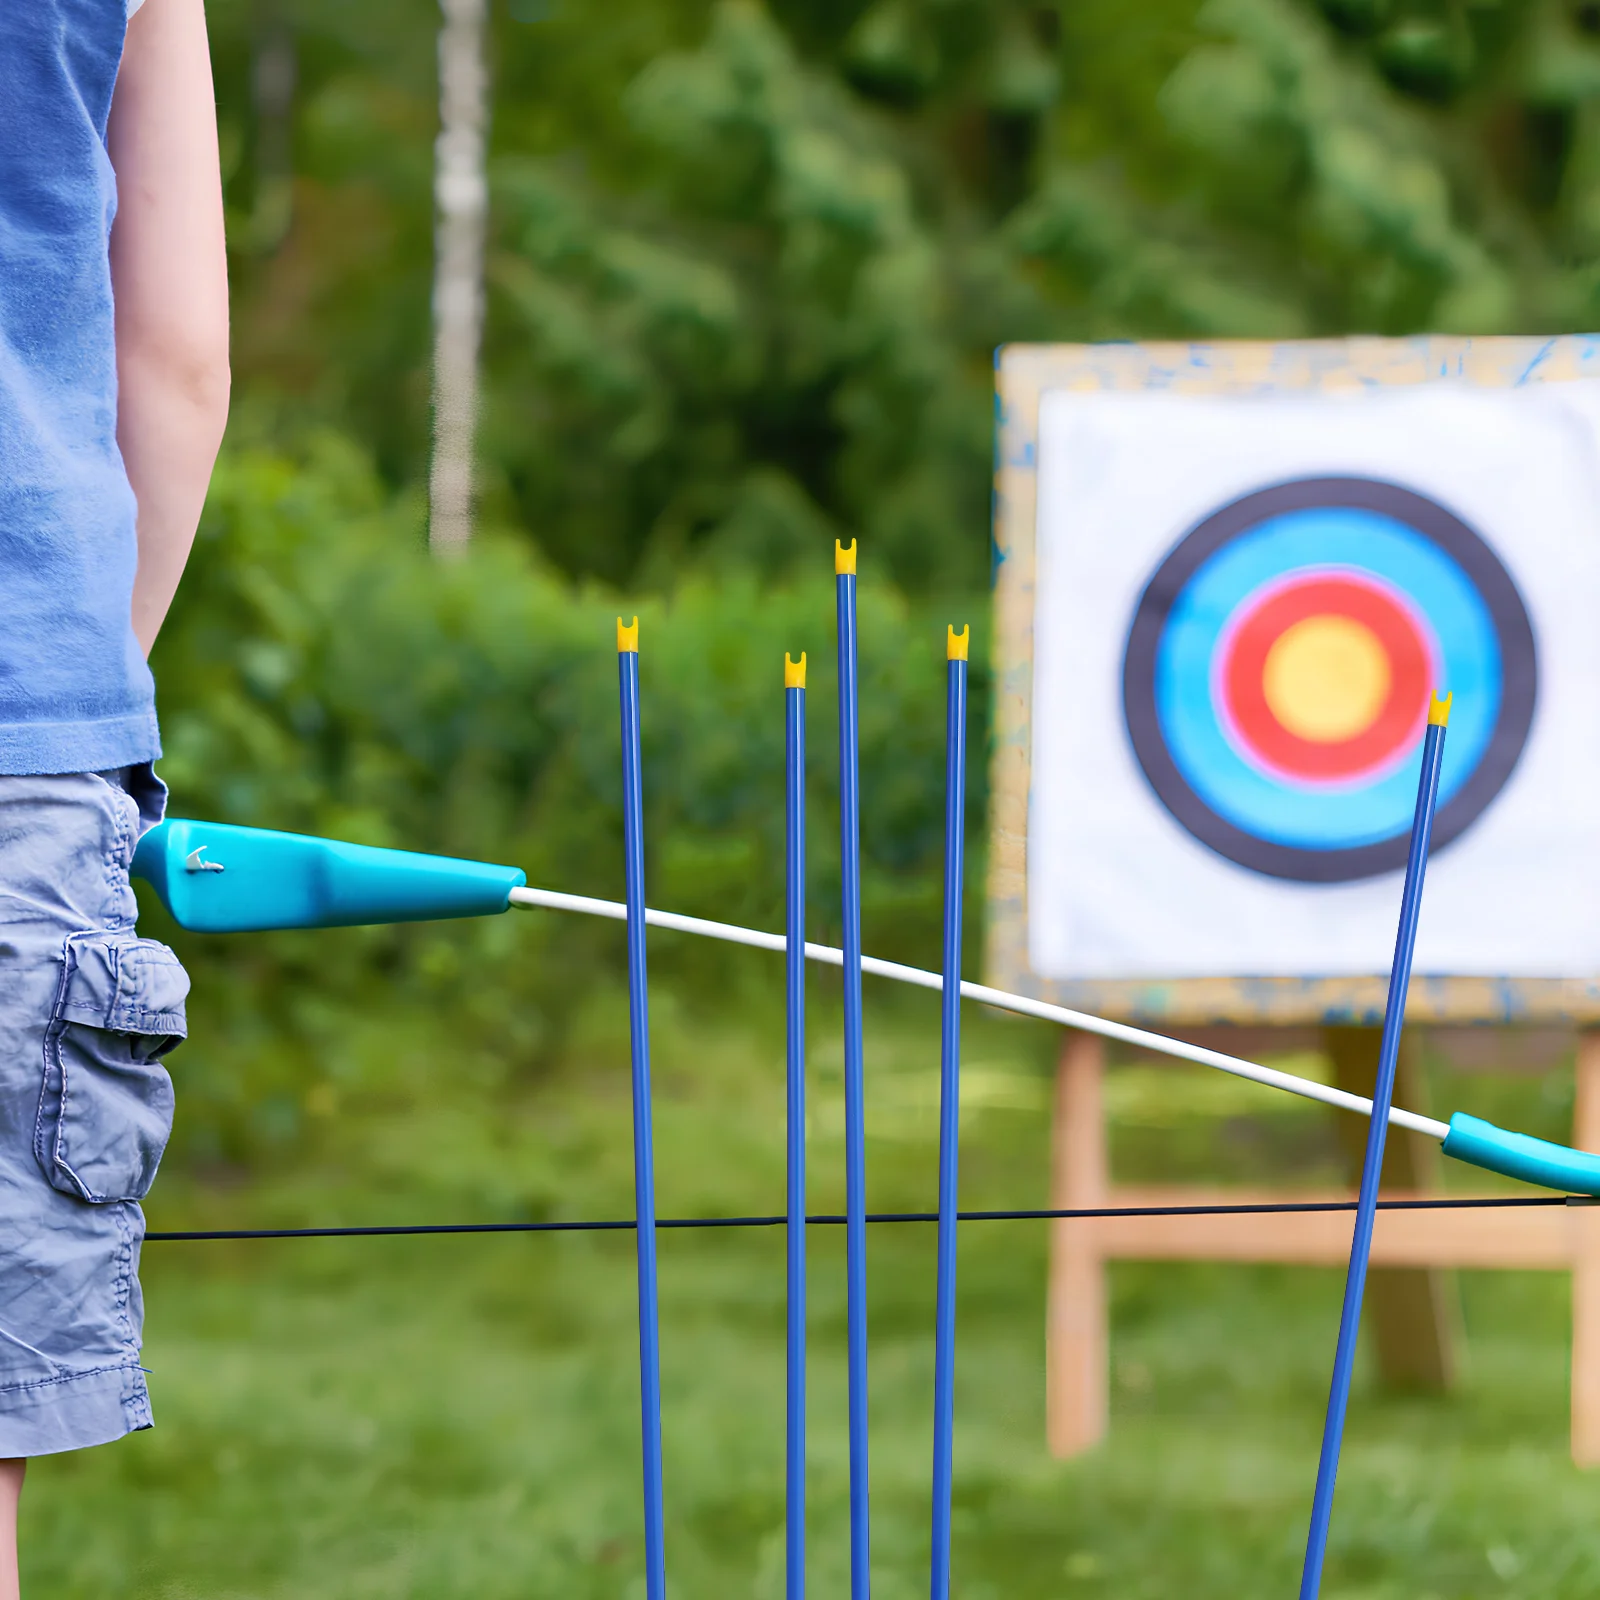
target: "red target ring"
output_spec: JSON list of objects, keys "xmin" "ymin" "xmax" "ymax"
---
[{"xmin": 1217, "ymin": 573, "xmax": 1435, "ymax": 785}]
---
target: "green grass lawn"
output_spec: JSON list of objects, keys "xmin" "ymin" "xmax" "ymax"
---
[{"xmin": 20, "ymin": 983, "xmax": 1600, "ymax": 1597}]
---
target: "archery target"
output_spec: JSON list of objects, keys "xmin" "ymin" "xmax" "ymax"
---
[
  {"xmin": 1122, "ymin": 476, "xmax": 1537, "ymax": 882},
  {"xmin": 1027, "ymin": 383, "xmax": 1600, "ymax": 981}
]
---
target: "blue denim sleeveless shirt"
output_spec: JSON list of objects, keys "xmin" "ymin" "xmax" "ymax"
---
[{"xmin": 0, "ymin": 1, "xmax": 160, "ymax": 776}]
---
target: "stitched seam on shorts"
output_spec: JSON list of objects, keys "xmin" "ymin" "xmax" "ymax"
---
[
  {"xmin": 56, "ymin": 991, "xmax": 81, "ymax": 1196},
  {"xmin": 86, "ymin": 775, "xmax": 137, "ymax": 934},
  {"xmin": 107, "ymin": 1004, "xmax": 185, "ymax": 1032},
  {"xmin": 32, "ymin": 945, "xmax": 77, "ymax": 1188},
  {"xmin": 121, "ymin": 1360, "xmax": 152, "ymax": 1431},
  {"xmin": 115, "ymin": 778, "xmax": 134, "ymax": 910},
  {"xmin": 58, "ymin": 1004, "xmax": 183, "ymax": 1033},
  {"xmin": 111, "ymin": 1201, "xmax": 136, "ymax": 1351},
  {"xmin": 102, "ymin": 785, "xmax": 123, "ymax": 927},
  {"xmin": 0, "ymin": 1361, "xmax": 144, "ymax": 1399}
]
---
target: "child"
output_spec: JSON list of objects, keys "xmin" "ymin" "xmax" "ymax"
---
[{"xmin": 0, "ymin": 1, "xmax": 229, "ymax": 1590}]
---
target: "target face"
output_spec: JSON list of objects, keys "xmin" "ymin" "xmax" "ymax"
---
[{"xmin": 1122, "ymin": 477, "xmax": 1538, "ymax": 882}]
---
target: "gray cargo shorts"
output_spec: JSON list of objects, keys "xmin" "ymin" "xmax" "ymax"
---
[{"xmin": 0, "ymin": 766, "xmax": 185, "ymax": 1456}]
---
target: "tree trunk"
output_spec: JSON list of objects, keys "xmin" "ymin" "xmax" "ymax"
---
[{"xmin": 429, "ymin": 0, "xmax": 487, "ymax": 556}]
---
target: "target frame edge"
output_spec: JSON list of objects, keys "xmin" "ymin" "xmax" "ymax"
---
[{"xmin": 986, "ymin": 335, "xmax": 1596, "ymax": 1025}]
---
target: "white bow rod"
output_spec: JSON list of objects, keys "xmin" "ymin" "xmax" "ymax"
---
[{"xmin": 508, "ymin": 886, "xmax": 1450, "ymax": 1142}]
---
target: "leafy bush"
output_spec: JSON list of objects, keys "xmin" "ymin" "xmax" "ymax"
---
[
  {"xmin": 209, "ymin": 0, "xmax": 1600, "ymax": 601},
  {"xmin": 148, "ymin": 429, "xmax": 987, "ymax": 1169}
]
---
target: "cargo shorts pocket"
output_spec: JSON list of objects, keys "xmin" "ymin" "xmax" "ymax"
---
[{"xmin": 35, "ymin": 931, "xmax": 188, "ymax": 1205}]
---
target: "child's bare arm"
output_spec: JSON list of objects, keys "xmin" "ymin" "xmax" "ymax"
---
[{"xmin": 108, "ymin": 0, "xmax": 231, "ymax": 658}]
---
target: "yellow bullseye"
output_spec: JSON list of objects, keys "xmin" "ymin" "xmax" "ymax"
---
[{"xmin": 1262, "ymin": 615, "xmax": 1391, "ymax": 743}]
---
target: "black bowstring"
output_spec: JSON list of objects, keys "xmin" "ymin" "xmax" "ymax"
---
[{"xmin": 146, "ymin": 1193, "xmax": 1586, "ymax": 1242}]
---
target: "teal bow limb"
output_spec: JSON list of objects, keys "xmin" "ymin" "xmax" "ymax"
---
[
  {"xmin": 1441, "ymin": 1113, "xmax": 1600, "ymax": 1197},
  {"xmin": 131, "ymin": 819, "xmax": 525, "ymax": 932}
]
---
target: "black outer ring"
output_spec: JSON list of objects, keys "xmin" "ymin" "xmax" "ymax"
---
[{"xmin": 1120, "ymin": 477, "xmax": 1538, "ymax": 883}]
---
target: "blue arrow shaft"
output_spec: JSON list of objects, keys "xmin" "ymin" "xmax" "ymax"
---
[
  {"xmin": 1298, "ymin": 719, "xmax": 1447, "ymax": 1599},
  {"xmin": 837, "ymin": 570, "xmax": 871, "ymax": 1600},
  {"xmin": 786, "ymin": 680, "xmax": 807, "ymax": 1600},
  {"xmin": 619, "ymin": 648, "xmax": 666, "ymax": 1600},
  {"xmin": 929, "ymin": 654, "xmax": 967, "ymax": 1600}
]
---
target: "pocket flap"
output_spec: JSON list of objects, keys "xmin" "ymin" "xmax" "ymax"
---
[{"xmin": 57, "ymin": 933, "xmax": 189, "ymax": 1040}]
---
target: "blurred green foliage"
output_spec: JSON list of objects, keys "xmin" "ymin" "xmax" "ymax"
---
[
  {"xmin": 162, "ymin": 0, "xmax": 1600, "ymax": 1168},
  {"xmin": 148, "ymin": 427, "xmax": 985, "ymax": 1166},
  {"xmin": 206, "ymin": 0, "xmax": 1600, "ymax": 591}
]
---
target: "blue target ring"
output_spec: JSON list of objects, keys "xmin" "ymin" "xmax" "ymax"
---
[{"xmin": 1122, "ymin": 478, "xmax": 1537, "ymax": 882}]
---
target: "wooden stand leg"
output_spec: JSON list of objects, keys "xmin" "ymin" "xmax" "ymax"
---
[
  {"xmin": 1325, "ymin": 1026, "xmax": 1460, "ymax": 1391},
  {"xmin": 1571, "ymin": 1032, "xmax": 1600, "ymax": 1467},
  {"xmin": 1047, "ymin": 1030, "xmax": 1108, "ymax": 1458}
]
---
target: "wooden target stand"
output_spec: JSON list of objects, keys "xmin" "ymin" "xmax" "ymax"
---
[
  {"xmin": 1046, "ymin": 1024, "xmax": 1600, "ymax": 1464},
  {"xmin": 989, "ymin": 335, "xmax": 1600, "ymax": 1466}
]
